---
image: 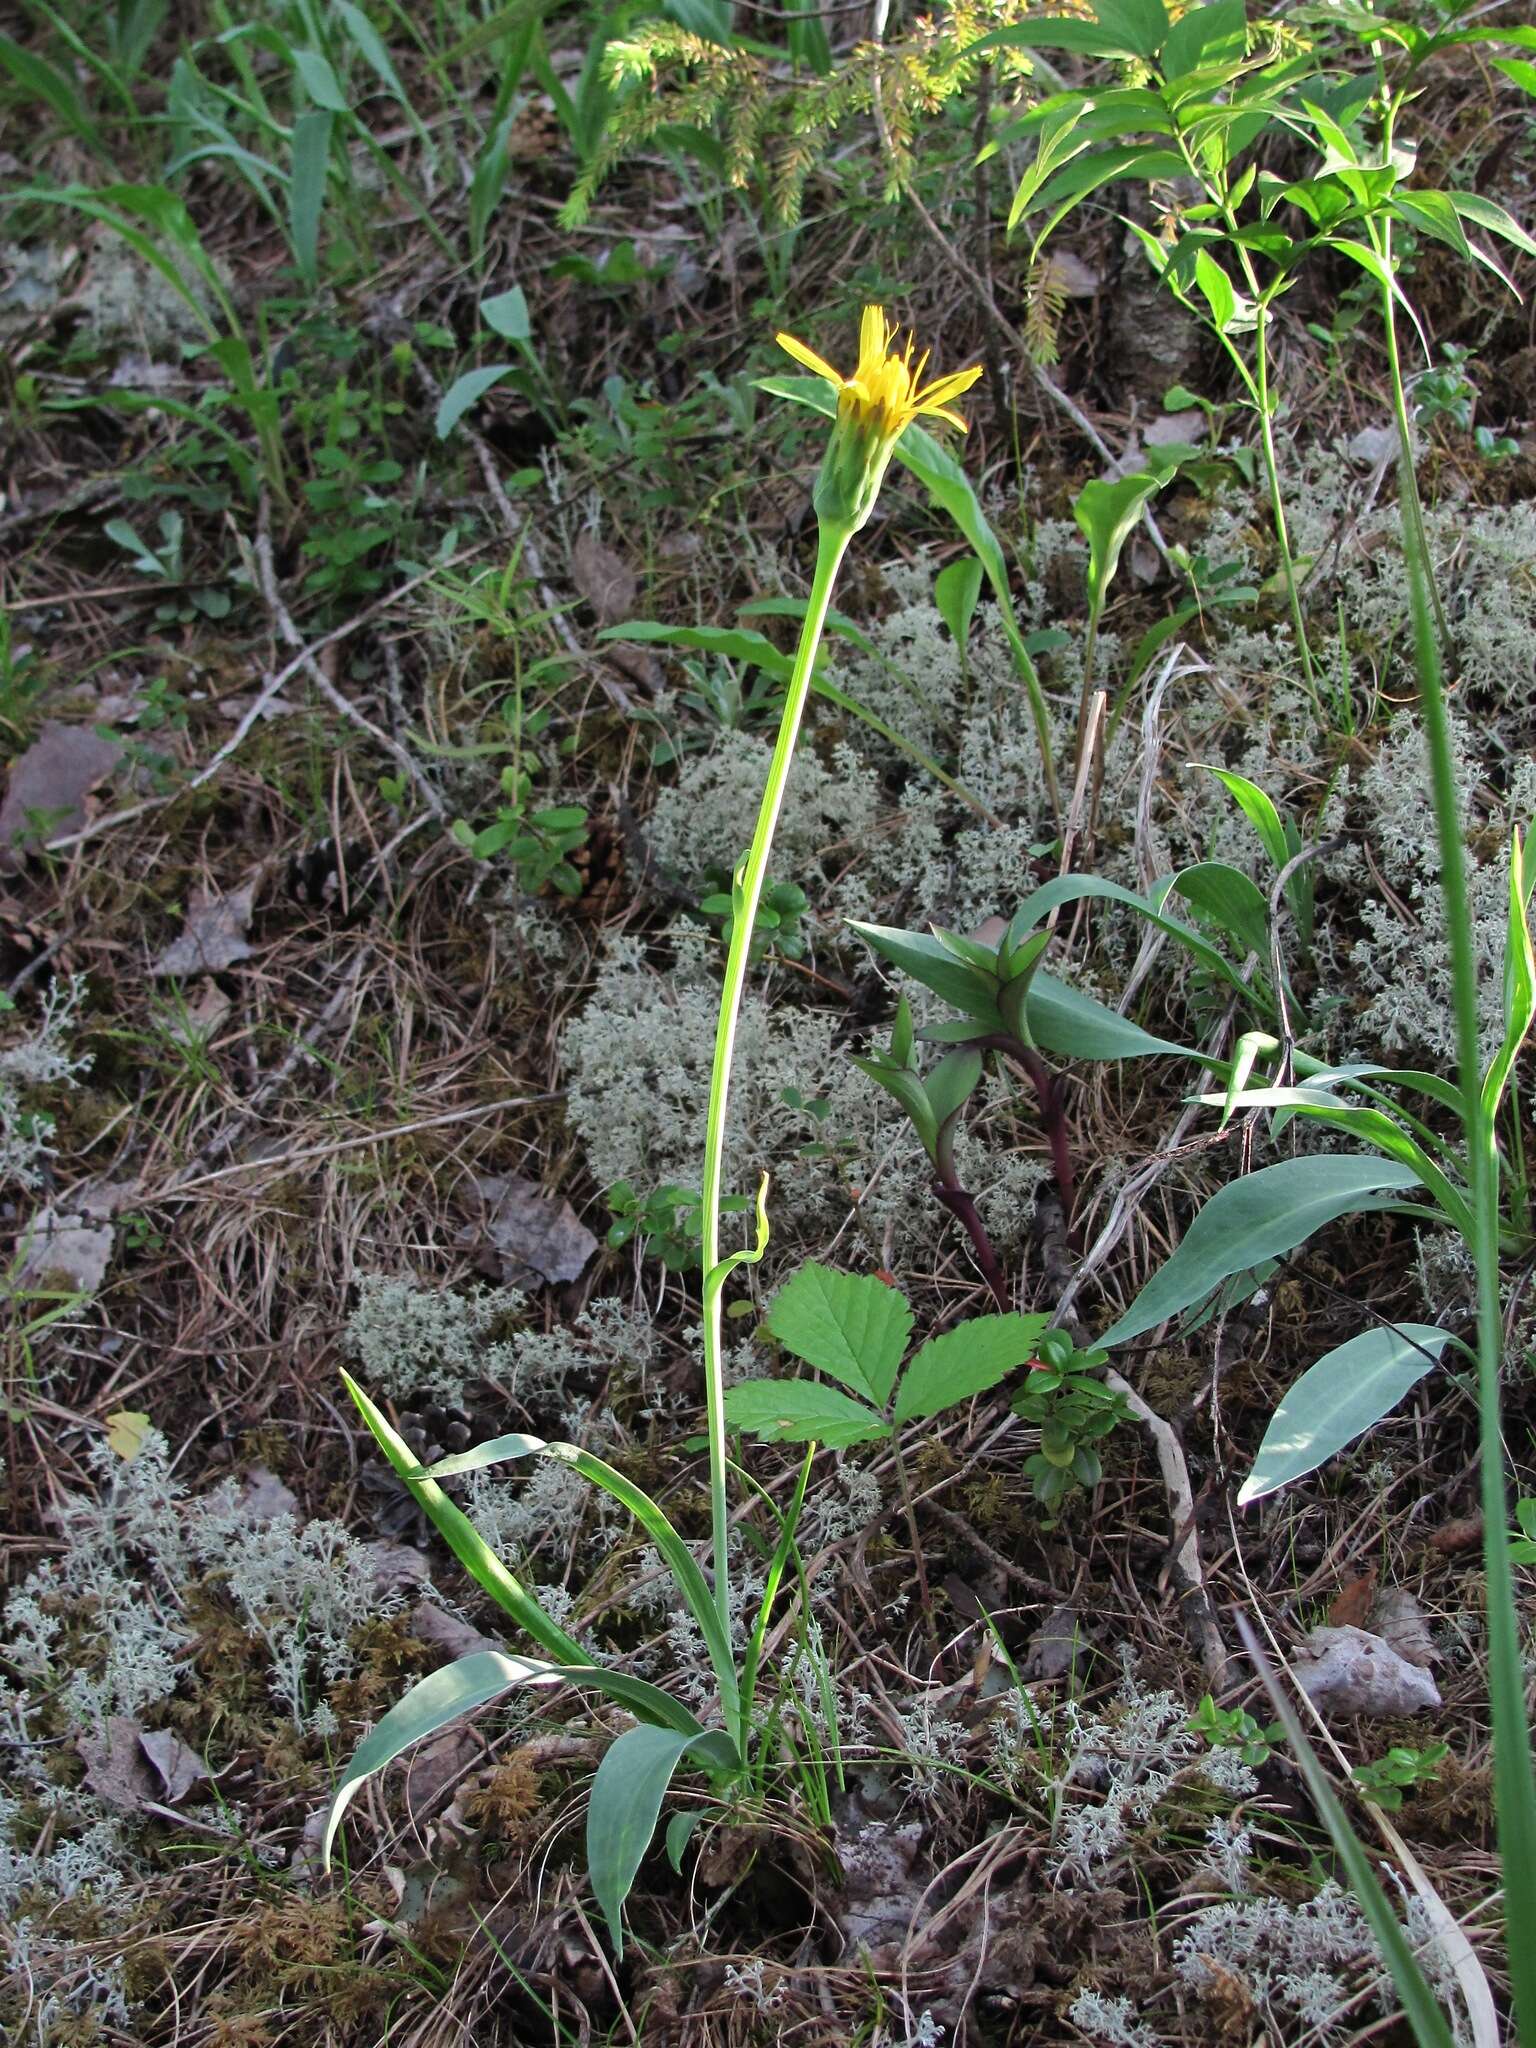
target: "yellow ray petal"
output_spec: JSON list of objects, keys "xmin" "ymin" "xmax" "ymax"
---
[
  {"xmin": 858, "ymin": 304, "xmax": 891, "ymax": 371},
  {"xmin": 915, "ymin": 364, "xmax": 985, "ymax": 410},
  {"xmin": 917, "ymin": 403, "xmax": 971, "ymax": 431},
  {"xmin": 775, "ymin": 331, "xmax": 843, "ymax": 387}
]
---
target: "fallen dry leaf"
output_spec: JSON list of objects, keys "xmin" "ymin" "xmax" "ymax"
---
[
  {"xmin": 463, "ymin": 1173, "xmax": 597, "ymax": 1289},
  {"xmin": 79, "ymin": 1716, "xmax": 156, "ymax": 1812},
  {"xmin": 16, "ymin": 1206, "xmax": 115, "ymax": 1294},
  {"xmin": 1429, "ymin": 1514, "xmax": 1483, "ymax": 1554},
  {"xmin": 411, "ymin": 1601, "xmax": 503, "ymax": 1663},
  {"xmin": 571, "ymin": 529, "xmax": 637, "ymax": 624},
  {"xmin": 1369, "ymin": 1587, "xmax": 1439, "ymax": 1670},
  {"xmin": 152, "ymin": 881, "xmax": 257, "ymax": 976},
  {"xmin": 0, "ymin": 721, "xmax": 122, "ymax": 869},
  {"xmin": 234, "ymin": 1464, "xmax": 300, "ymax": 1523},
  {"xmin": 105, "ymin": 1410, "xmax": 153, "ymax": 1460},
  {"xmin": 1292, "ymin": 1624, "xmax": 1441, "ymax": 1716},
  {"xmin": 1327, "ymin": 1567, "xmax": 1379, "ymax": 1630},
  {"xmin": 139, "ymin": 1727, "xmax": 212, "ymax": 1804}
]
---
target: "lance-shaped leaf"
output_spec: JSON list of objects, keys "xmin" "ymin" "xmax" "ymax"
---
[
  {"xmin": 1097, "ymin": 1156, "xmax": 1425, "ymax": 1348},
  {"xmin": 322, "ymin": 1651, "xmax": 711, "ymax": 1870},
  {"xmin": 1075, "ymin": 469, "xmax": 1168, "ymax": 619},
  {"xmin": 1239, "ymin": 1322, "xmax": 1457, "ymax": 1506}
]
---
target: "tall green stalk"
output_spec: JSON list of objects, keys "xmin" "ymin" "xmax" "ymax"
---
[
  {"xmin": 698, "ymin": 523, "xmax": 852, "ymax": 1650},
  {"xmin": 1377, "ymin": 245, "xmax": 1536, "ymax": 2043}
]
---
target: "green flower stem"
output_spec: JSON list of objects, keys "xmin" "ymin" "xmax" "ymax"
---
[
  {"xmin": 699, "ymin": 518, "xmax": 853, "ymax": 1656},
  {"xmin": 1378, "ymin": 233, "xmax": 1536, "ymax": 2041}
]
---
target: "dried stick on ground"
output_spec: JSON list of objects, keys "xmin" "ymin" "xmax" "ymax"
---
[{"xmin": 251, "ymin": 499, "xmax": 446, "ymax": 820}]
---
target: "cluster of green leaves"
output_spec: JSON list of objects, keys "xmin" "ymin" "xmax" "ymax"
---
[
  {"xmin": 1354, "ymin": 1742, "xmax": 1449, "ymax": 1813},
  {"xmin": 1188, "ymin": 1692, "xmax": 1283, "ymax": 1769},
  {"xmin": 698, "ymin": 875, "xmax": 808, "ymax": 966},
  {"xmin": 604, "ymin": 1181, "xmax": 752, "ymax": 1274},
  {"xmin": 1010, "ymin": 1329, "xmax": 1129, "ymax": 1507},
  {"xmin": 724, "ymin": 1262, "xmax": 1049, "ymax": 1449},
  {"xmin": 450, "ymin": 775, "xmax": 587, "ymax": 895}
]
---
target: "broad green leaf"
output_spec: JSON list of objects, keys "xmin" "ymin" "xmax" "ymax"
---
[
  {"xmin": 850, "ymin": 1054, "xmax": 938, "ymax": 1159},
  {"xmin": 435, "ymin": 364, "xmax": 514, "ymax": 438},
  {"xmin": 723, "ymin": 1376, "xmax": 886, "ymax": 1447},
  {"xmin": 934, "ymin": 555, "xmax": 984, "ymax": 652},
  {"xmin": 1097, "ymin": 1157, "xmax": 1424, "ymax": 1348},
  {"xmin": 481, "ymin": 285, "xmax": 532, "ymax": 341},
  {"xmin": 1074, "ymin": 471, "xmax": 1166, "ymax": 618},
  {"xmin": 1238, "ymin": 1322, "xmax": 1456, "ymax": 1505},
  {"xmin": 599, "ymin": 619, "xmax": 791, "ymax": 682},
  {"xmin": 894, "ymin": 1313, "xmax": 1050, "ymax": 1423},
  {"xmin": 324, "ymin": 1649, "xmax": 560, "ymax": 1866},
  {"xmin": 1173, "ymin": 861, "xmax": 1272, "ymax": 961},
  {"xmin": 1091, "ymin": 0, "xmax": 1169, "ymax": 59},
  {"xmin": 1199, "ymin": 768, "xmax": 1311, "ymax": 944},
  {"xmin": 1193, "ymin": 247, "xmax": 1238, "ymax": 331},
  {"xmin": 765, "ymin": 1261, "xmax": 913, "ymax": 1406},
  {"xmin": 341, "ymin": 1373, "xmax": 587, "ymax": 1663},
  {"xmin": 1493, "ymin": 55, "xmax": 1536, "ymax": 96},
  {"xmin": 288, "ymin": 108, "xmax": 332, "ymax": 288},
  {"xmin": 848, "ymin": 920, "xmax": 1004, "ymax": 1030},
  {"xmin": 589, "ymin": 1723, "xmax": 734, "ymax": 1956},
  {"xmin": 926, "ymin": 1048, "xmax": 983, "ymax": 1134},
  {"xmin": 1024, "ymin": 970, "xmax": 1194, "ymax": 1062},
  {"xmin": 1161, "ymin": 0, "xmax": 1247, "ymax": 76}
]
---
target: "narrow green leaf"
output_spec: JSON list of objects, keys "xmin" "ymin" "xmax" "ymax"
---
[
  {"xmin": 323, "ymin": 1649, "xmax": 557, "ymax": 1867},
  {"xmin": 598, "ymin": 619, "xmax": 791, "ymax": 681},
  {"xmin": 765, "ymin": 1261, "xmax": 912, "ymax": 1406},
  {"xmin": 1483, "ymin": 829, "xmax": 1535, "ymax": 1122},
  {"xmin": 1238, "ymin": 1322, "xmax": 1455, "ymax": 1505},
  {"xmin": 420, "ymin": 1430, "xmax": 738, "ymax": 1716},
  {"xmin": 288, "ymin": 108, "xmax": 332, "ymax": 287},
  {"xmin": 1097, "ymin": 1157, "xmax": 1425, "ymax": 1348},
  {"xmin": 0, "ymin": 33, "xmax": 106, "ymax": 150},
  {"xmin": 292, "ymin": 48, "xmax": 349, "ymax": 113},
  {"xmin": 723, "ymin": 1376, "xmax": 887, "ymax": 1447},
  {"xmin": 435, "ymin": 364, "xmax": 514, "ymax": 438},
  {"xmin": 894, "ymin": 1313, "xmax": 1050, "ymax": 1423},
  {"xmin": 340, "ymin": 1373, "xmax": 586, "ymax": 1664}
]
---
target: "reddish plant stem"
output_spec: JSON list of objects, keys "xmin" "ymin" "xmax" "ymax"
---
[
  {"xmin": 931, "ymin": 1173, "xmax": 1010, "ymax": 1310},
  {"xmin": 972, "ymin": 1035, "xmax": 1079, "ymax": 1237}
]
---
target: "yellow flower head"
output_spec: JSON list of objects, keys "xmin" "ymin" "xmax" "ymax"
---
[{"xmin": 776, "ymin": 304, "xmax": 983, "ymax": 533}]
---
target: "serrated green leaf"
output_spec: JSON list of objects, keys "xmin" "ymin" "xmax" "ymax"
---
[
  {"xmin": 894, "ymin": 1312, "xmax": 1050, "ymax": 1423},
  {"xmin": 765, "ymin": 1261, "xmax": 912, "ymax": 1405},
  {"xmin": 723, "ymin": 1376, "xmax": 887, "ymax": 1447}
]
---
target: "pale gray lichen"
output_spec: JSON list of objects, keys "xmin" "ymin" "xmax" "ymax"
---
[
  {"xmin": 0, "ymin": 975, "xmax": 92, "ymax": 1190},
  {"xmin": 344, "ymin": 1272, "xmax": 526, "ymax": 1405}
]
